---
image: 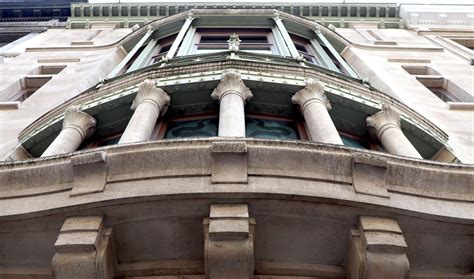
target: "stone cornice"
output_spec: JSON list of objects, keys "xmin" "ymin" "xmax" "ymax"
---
[
  {"xmin": 211, "ymin": 70, "xmax": 253, "ymax": 102},
  {"xmin": 366, "ymin": 104, "xmax": 401, "ymax": 140},
  {"xmin": 291, "ymin": 78, "xmax": 331, "ymax": 111},
  {"xmin": 131, "ymin": 79, "xmax": 170, "ymax": 116},
  {"xmin": 62, "ymin": 106, "xmax": 96, "ymax": 140}
]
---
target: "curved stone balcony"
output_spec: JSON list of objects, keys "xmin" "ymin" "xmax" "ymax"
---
[{"xmin": 0, "ymin": 137, "xmax": 473, "ymax": 277}]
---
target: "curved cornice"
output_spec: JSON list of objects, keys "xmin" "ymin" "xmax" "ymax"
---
[{"xmin": 0, "ymin": 138, "xmax": 472, "ymax": 222}]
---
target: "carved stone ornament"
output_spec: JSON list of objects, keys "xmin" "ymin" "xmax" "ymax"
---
[
  {"xmin": 228, "ymin": 33, "xmax": 241, "ymax": 52},
  {"xmin": 366, "ymin": 104, "xmax": 401, "ymax": 140},
  {"xmin": 291, "ymin": 78, "xmax": 331, "ymax": 111},
  {"xmin": 131, "ymin": 79, "xmax": 171, "ymax": 116},
  {"xmin": 211, "ymin": 70, "xmax": 253, "ymax": 102},
  {"xmin": 62, "ymin": 106, "xmax": 96, "ymax": 140}
]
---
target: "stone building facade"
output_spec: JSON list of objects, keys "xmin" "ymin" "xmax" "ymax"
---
[{"xmin": 0, "ymin": 2, "xmax": 473, "ymax": 279}]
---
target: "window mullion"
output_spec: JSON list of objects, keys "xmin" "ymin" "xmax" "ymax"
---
[
  {"xmin": 272, "ymin": 16, "xmax": 300, "ymax": 59},
  {"xmin": 127, "ymin": 36, "xmax": 159, "ymax": 72},
  {"xmin": 177, "ymin": 26, "xmax": 196, "ymax": 56},
  {"xmin": 309, "ymin": 38, "xmax": 339, "ymax": 72},
  {"xmin": 165, "ymin": 15, "xmax": 194, "ymax": 60},
  {"xmin": 315, "ymin": 30, "xmax": 358, "ymax": 78},
  {"xmin": 271, "ymin": 26, "xmax": 290, "ymax": 56},
  {"xmin": 107, "ymin": 28, "xmax": 154, "ymax": 79}
]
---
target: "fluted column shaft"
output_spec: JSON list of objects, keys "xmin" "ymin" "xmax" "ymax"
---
[
  {"xmin": 119, "ymin": 79, "xmax": 170, "ymax": 144},
  {"xmin": 212, "ymin": 70, "xmax": 253, "ymax": 137},
  {"xmin": 367, "ymin": 104, "xmax": 422, "ymax": 159},
  {"xmin": 41, "ymin": 106, "xmax": 96, "ymax": 157},
  {"xmin": 292, "ymin": 78, "xmax": 343, "ymax": 144}
]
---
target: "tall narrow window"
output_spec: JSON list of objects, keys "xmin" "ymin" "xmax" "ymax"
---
[
  {"xmin": 150, "ymin": 34, "xmax": 177, "ymax": 64},
  {"xmin": 290, "ymin": 34, "xmax": 320, "ymax": 65}
]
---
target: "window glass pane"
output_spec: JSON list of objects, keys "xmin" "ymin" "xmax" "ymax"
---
[
  {"xmin": 341, "ymin": 135, "xmax": 367, "ymax": 149},
  {"xmin": 97, "ymin": 136, "xmax": 121, "ymax": 147},
  {"xmin": 246, "ymin": 119, "xmax": 298, "ymax": 140},
  {"xmin": 165, "ymin": 119, "xmax": 218, "ymax": 139}
]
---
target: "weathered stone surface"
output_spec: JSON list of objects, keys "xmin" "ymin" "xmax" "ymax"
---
[
  {"xmin": 346, "ymin": 216, "xmax": 409, "ymax": 279},
  {"xmin": 352, "ymin": 153, "xmax": 388, "ymax": 198},
  {"xmin": 71, "ymin": 151, "xmax": 107, "ymax": 196},
  {"xmin": 52, "ymin": 216, "xmax": 117, "ymax": 279},
  {"xmin": 211, "ymin": 141, "xmax": 248, "ymax": 183},
  {"xmin": 204, "ymin": 204, "xmax": 255, "ymax": 279}
]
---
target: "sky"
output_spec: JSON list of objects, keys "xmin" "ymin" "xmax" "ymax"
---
[{"xmin": 89, "ymin": 0, "xmax": 474, "ymax": 4}]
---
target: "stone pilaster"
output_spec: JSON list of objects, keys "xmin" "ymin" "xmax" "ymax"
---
[
  {"xmin": 366, "ymin": 104, "xmax": 422, "ymax": 158},
  {"xmin": 203, "ymin": 204, "xmax": 255, "ymax": 279},
  {"xmin": 52, "ymin": 216, "xmax": 117, "ymax": 279},
  {"xmin": 211, "ymin": 70, "xmax": 253, "ymax": 137},
  {"xmin": 346, "ymin": 216, "xmax": 409, "ymax": 279},
  {"xmin": 119, "ymin": 79, "xmax": 170, "ymax": 144},
  {"xmin": 41, "ymin": 106, "xmax": 96, "ymax": 157},
  {"xmin": 291, "ymin": 78, "xmax": 343, "ymax": 144}
]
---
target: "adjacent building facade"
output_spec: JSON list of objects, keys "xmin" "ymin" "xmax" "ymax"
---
[{"xmin": 0, "ymin": 2, "xmax": 473, "ymax": 278}]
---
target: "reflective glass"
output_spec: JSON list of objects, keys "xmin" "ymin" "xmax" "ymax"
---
[
  {"xmin": 341, "ymin": 135, "xmax": 366, "ymax": 149},
  {"xmin": 165, "ymin": 119, "xmax": 218, "ymax": 138},
  {"xmin": 245, "ymin": 119, "xmax": 298, "ymax": 140}
]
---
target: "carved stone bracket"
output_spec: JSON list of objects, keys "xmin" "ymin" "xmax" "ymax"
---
[
  {"xmin": 346, "ymin": 216, "xmax": 409, "ymax": 279},
  {"xmin": 203, "ymin": 204, "xmax": 255, "ymax": 279},
  {"xmin": 211, "ymin": 141, "xmax": 248, "ymax": 183},
  {"xmin": 131, "ymin": 79, "xmax": 170, "ymax": 116},
  {"xmin": 52, "ymin": 216, "xmax": 117, "ymax": 279},
  {"xmin": 70, "ymin": 151, "xmax": 107, "ymax": 197},
  {"xmin": 352, "ymin": 153, "xmax": 388, "ymax": 198},
  {"xmin": 211, "ymin": 70, "xmax": 253, "ymax": 102},
  {"xmin": 291, "ymin": 78, "xmax": 331, "ymax": 111}
]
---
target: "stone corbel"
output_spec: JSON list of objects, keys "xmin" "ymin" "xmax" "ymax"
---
[
  {"xmin": 70, "ymin": 151, "xmax": 107, "ymax": 197},
  {"xmin": 346, "ymin": 216, "xmax": 409, "ymax": 279},
  {"xmin": 352, "ymin": 153, "xmax": 388, "ymax": 198},
  {"xmin": 52, "ymin": 216, "xmax": 117, "ymax": 279},
  {"xmin": 211, "ymin": 141, "xmax": 248, "ymax": 183},
  {"xmin": 203, "ymin": 204, "xmax": 255, "ymax": 279}
]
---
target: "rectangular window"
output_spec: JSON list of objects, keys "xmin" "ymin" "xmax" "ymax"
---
[
  {"xmin": 7, "ymin": 76, "xmax": 52, "ymax": 102},
  {"xmin": 150, "ymin": 34, "xmax": 178, "ymax": 64},
  {"xmin": 192, "ymin": 28, "xmax": 276, "ymax": 55},
  {"xmin": 291, "ymin": 34, "xmax": 320, "ymax": 65}
]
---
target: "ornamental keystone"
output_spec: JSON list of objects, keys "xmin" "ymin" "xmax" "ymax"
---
[
  {"xmin": 211, "ymin": 70, "xmax": 253, "ymax": 102},
  {"xmin": 131, "ymin": 79, "xmax": 170, "ymax": 116},
  {"xmin": 291, "ymin": 78, "xmax": 331, "ymax": 111}
]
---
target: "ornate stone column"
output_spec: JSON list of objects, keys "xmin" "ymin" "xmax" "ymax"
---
[
  {"xmin": 366, "ymin": 104, "xmax": 422, "ymax": 158},
  {"xmin": 41, "ymin": 106, "xmax": 96, "ymax": 157},
  {"xmin": 291, "ymin": 78, "xmax": 343, "ymax": 144},
  {"xmin": 119, "ymin": 79, "xmax": 170, "ymax": 144},
  {"xmin": 212, "ymin": 70, "xmax": 253, "ymax": 137}
]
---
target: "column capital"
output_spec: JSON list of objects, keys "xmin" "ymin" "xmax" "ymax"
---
[
  {"xmin": 131, "ymin": 79, "xmax": 170, "ymax": 116},
  {"xmin": 62, "ymin": 106, "xmax": 96, "ymax": 140},
  {"xmin": 291, "ymin": 78, "xmax": 331, "ymax": 111},
  {"xmin": 366, "ymin": 104, "xmax": 401, "ymax": 140},
  {"xmin": 211, "ymin": 70, "xmax": 253, "ymax": 102}
]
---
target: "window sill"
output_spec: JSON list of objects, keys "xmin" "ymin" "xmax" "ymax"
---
[
  {"xmin": 446, "ymin": 102, "xmax": 474, "ymax": 110},
  {"xmin": 0, "ymin": 101, "xmax": 20, "ymax": 110}
]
